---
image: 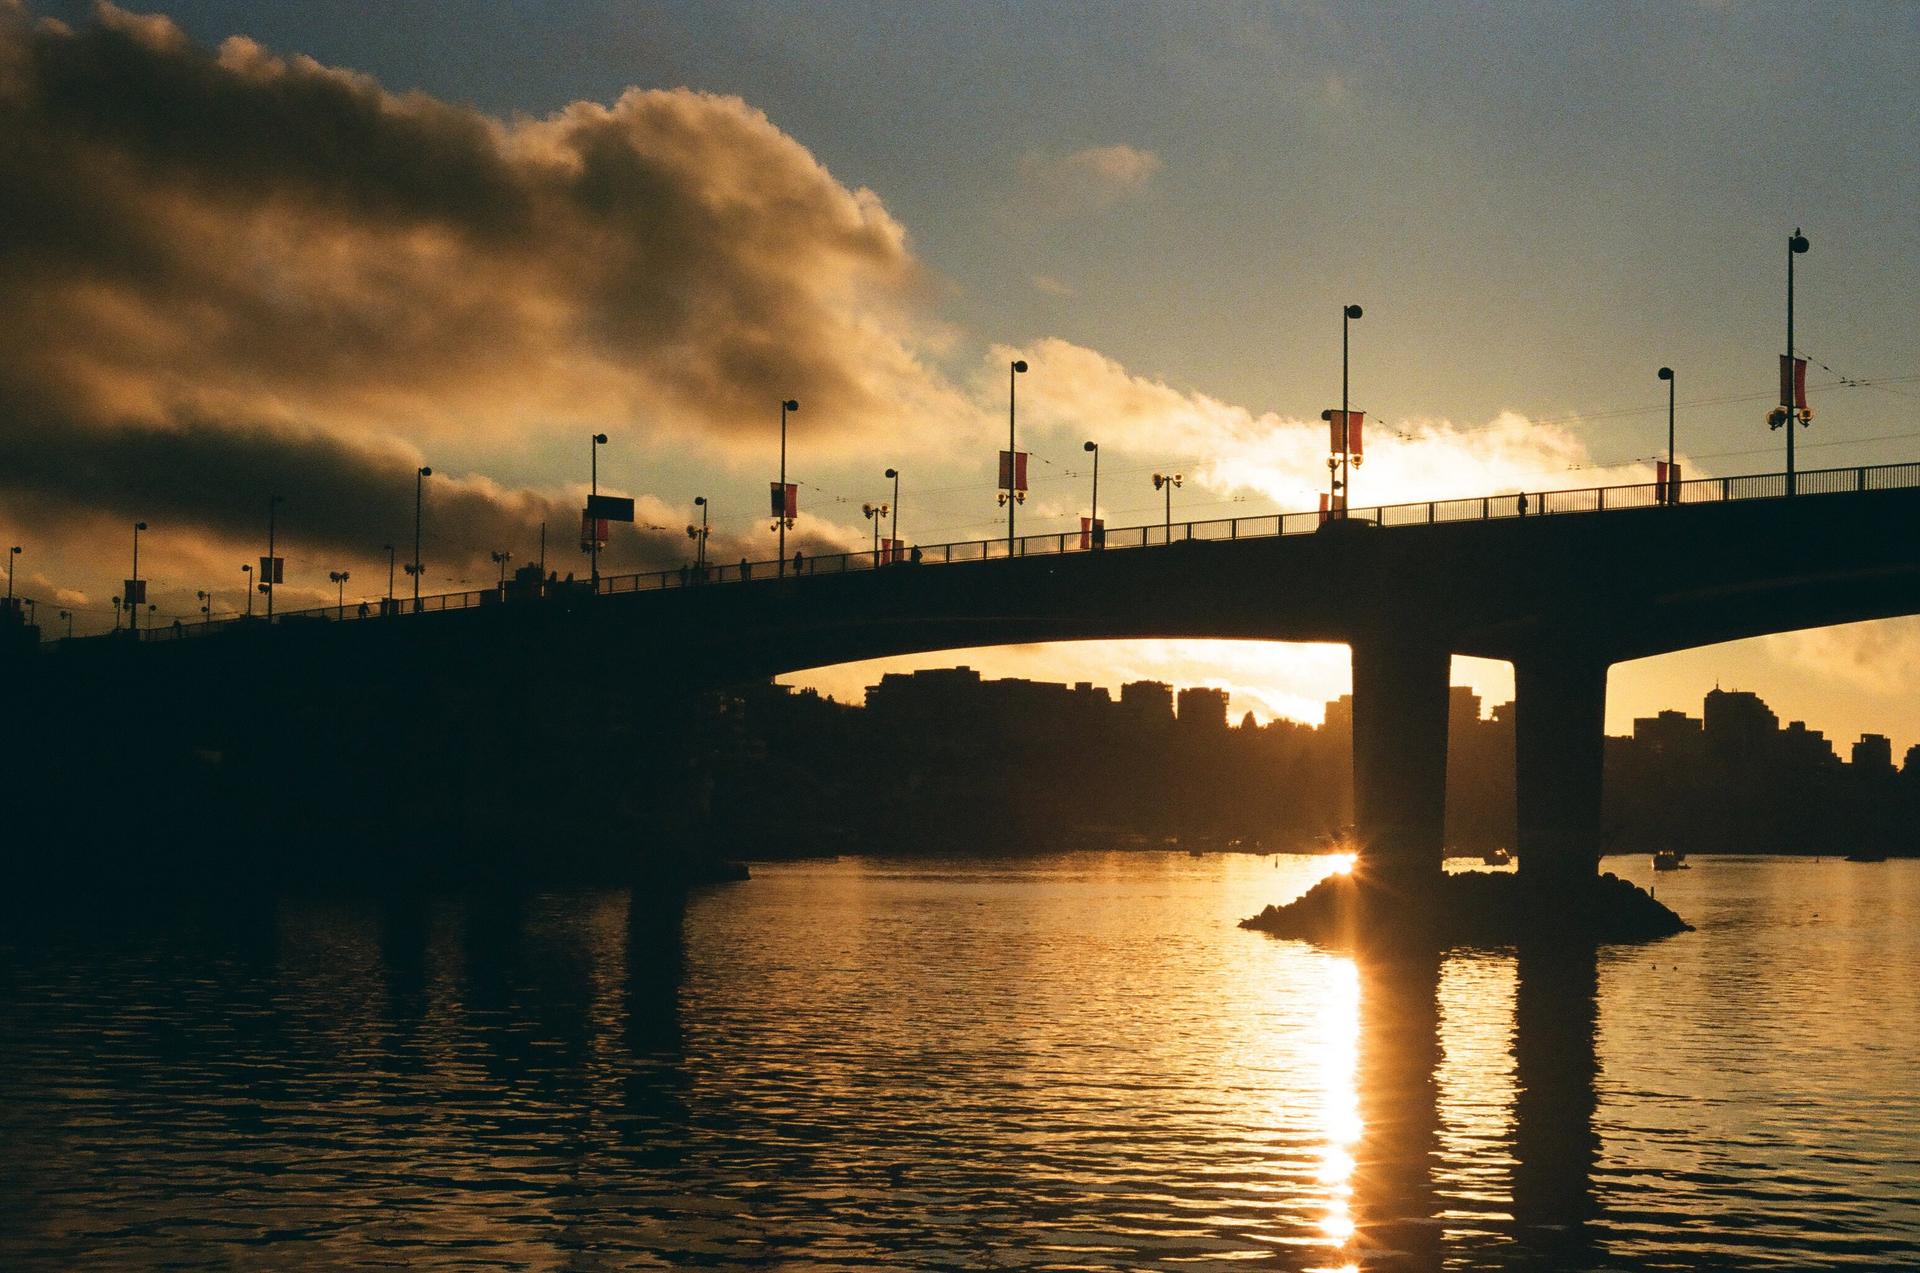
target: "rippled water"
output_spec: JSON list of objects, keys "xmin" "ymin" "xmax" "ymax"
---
[{"xmin": 1, "ymin": 853, "xmax": 1916, "ymax": 1270}]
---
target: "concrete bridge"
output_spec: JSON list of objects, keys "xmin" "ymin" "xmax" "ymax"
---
[{"xmin": 12, "ymin": 461, "xmax": 1920, "ymax": 889}]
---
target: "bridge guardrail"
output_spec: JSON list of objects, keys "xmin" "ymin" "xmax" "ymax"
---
[{"xmin": 103, "ymin": 459, "xmax": 1920, "ymax": 644}]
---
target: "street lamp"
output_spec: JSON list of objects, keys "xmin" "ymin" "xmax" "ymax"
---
[
  {"xmin": 1153, "ymin": 472, "xmax": 1183, "ymax": 536},
  {"xmin": 1657, "ymin": 366, "xmax": 1676, "ymax": 505},
  {"xmin": 241, "ymin": 563, "xmax": 253, "ymax": 616},
  {"xmin": 490, "ymin": 550, "xmax": 511, "ymax": 591},
  {"xmin": 862, "ymin": 500, "xmax": 891, "ymax": 563},
  {"xmin": 59, "ymin": 609, "xmax": 72, "ymax": 640},
  {"xmin": 1005, "ymin": 359, "xmax": 1028, "ymax": 553},
  {"xmin": 6, "ymin": 544, "xmax": 18, "ymax": 611},
  {"xmin": 589, "ymin": 433, "xmax": 609, "ymax": 588},
  {"xmin": 197, "ymin": 589, "xmax": 212, "ymax": 627},
  {"xmin": 884, "ymin": 468, "xmax": 900, "ymax": 552},
  {"xmin": 1326, "ymin": 303, "xmax": 1363, "ymax": 519},
  {"xmin": 687, "ymin": 497, "xmax": 709, "ymax": 573},
  {"xmin": 328, "ymin": 570, "xmax": 350, "ymax": 619},
  {"xmin": 265, "ymin": 494, "xmax": 282, "ymax": 620},
  {"xmin": 1772, "ymin": 229, "xmax": 1813, "ymax": 494},
  {"xmin": 1083, "ymin": 441, "xmax": 1100, "ymax": 548},
  {"xmin": 413, "ymin": 465, "xmax": 432, "ymax": 609},
  {"xmin": 112, "ymin": 595, "xmax": 121, "ymax": 631},
  {"xmin": 776, "ymin": 401, "xmax": 798, "ymax": 575},
  {"xmin": 383, "ymin": 544, "xmax": 395, "ymax": 613},
  {"xmin": 130, "ymin": 521, "xmax": 147, "ymax": 632}
]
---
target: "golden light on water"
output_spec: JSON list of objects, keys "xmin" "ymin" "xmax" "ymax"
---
[
  {"xmin": 1315, "ymin": 957, "xmax": 1362, "ymax": 1259},
  {"xmin": 1328, "ymin": 852, "xmax": 1357, "ymax": 876}
]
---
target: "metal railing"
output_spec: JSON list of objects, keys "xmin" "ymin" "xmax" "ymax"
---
[{"xmin": 107, "ymin": 459, "xmax": 1920, "ymax": 644}]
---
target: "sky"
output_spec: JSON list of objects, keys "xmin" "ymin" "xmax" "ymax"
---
[{"xmin": 2, "ymin": 1, "xmax": 1918, "ymax": 747}]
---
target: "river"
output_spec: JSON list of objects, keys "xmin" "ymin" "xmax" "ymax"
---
[{"xmin": 1, "ymin": 853, "xmax": 1915, "ymax": 1269}]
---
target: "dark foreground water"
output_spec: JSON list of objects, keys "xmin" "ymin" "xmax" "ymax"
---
[{"xmin": 1, "ymin": 854, "xmax": 1916, "ymax": 1271}]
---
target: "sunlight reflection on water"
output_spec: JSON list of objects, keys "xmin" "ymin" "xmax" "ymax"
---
[{"xmin": 0, "ymin": 853, "xmax": 1916, "ymax": 1269}]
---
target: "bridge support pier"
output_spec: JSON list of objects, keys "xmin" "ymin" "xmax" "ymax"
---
[
  {"xmin": 1514, "ymin": 657, "xmax": 1608, "ymax": 893},
  {"xmin": 1350, "ymin": 634, "xmax": 1451, "ymax": 891}
]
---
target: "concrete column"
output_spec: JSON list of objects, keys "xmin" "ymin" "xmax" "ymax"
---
[
  {"xmin": 1350, "ymin": 634, "xmax": 1451, "ymax": 889},
  {"xmin": 1514, "ymin": 657, "xmax": 1608, "ymax": 891}
]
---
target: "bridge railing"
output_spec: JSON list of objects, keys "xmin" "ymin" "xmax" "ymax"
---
[{"xmin": 107, "ymin": 458, "xmax": 1920, "ymax": 643}]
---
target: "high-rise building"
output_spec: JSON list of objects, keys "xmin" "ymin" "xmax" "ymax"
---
[
  {"xmin": 1175, "ymin": 686, "xmax": 1229, "ymax": 731},
  {"xmin": 1120, "ymin": 680, "xmax": 1174, "ymax": 724},
  {"xmin": 1851, "ymin": 733, "xmax": 1894, "ymax": 774}
]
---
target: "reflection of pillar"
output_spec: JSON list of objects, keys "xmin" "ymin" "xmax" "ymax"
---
[
  {"xmin": 621, "ymin": 887, "xmax": 690, "ymax": 1165},
  {"xmin": 1514, "ymin": 658, "xmax": 1608, "ymax": 894},
  {"xmin": 1351, "ymin": 635, "xmax": 1451, "ymax": 890},
  {"xmin": 1351, "ymin": 952, "xmax": 1442, "ymax": 1269},
  {"xmin": 1512, "ymin": 945, "xmax": 1601, "ymax": 1262}
]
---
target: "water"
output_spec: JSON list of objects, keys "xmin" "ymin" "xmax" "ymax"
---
[{"xmin": 2, "ymin": 854, "xmax": 1916, "ymax": 1270}]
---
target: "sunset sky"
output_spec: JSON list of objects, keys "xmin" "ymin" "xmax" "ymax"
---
[{"xmin": 3, "ymin": 2, "xmax": 1918, "ymax": 747}]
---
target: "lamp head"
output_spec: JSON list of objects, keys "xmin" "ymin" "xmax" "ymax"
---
[
  {"xmin": 592, "ymin": 432, "xmax": 608, "ymax": 445},
  {"xmin": 694, "ymin": 495, "xmax": 707, "ymax": 506},
  {"xmin": 1344, "ymin": 304, "xmax": 1363, "ymax": 320},
  {"xmin": 134, "ymin": 521, "xmax": 147, "ymax": 531},
  {"xmin": 1658, "ymin": 366, "xmax": 1673, "ymax": 381},
  {"xmin": 1789, "ymin": 231, "xmax": 1809, "ymax": 254},
  {"xmin": 8, "ymin": 545, "xmax": 17, "ymax": 554},
  {"xmin": 1083, "ymin": 440, "xmax": 1097, "ymax": 453},
  {"xmin": 418, "ymin": 465, "xmax": 432, "ymax": 477},
  {"xmin": 1011, "ymin": 359, "xmax": 1028, "ymax": 373},
  {"xmin": 243, "ymin": 564, "xmax": 251, "ymax": 574},
  {"xmin": 885, "ymin": 467, "xmax": 897, "ymax": 479},
  {"xmin": 782, "ymin": 399, "xmax": 799, "ymax": 412}
]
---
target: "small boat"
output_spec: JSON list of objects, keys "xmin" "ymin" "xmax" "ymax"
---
[
  {"xmin": 1481, "ymin": 847, "xmax": 1512, "ymax": 867},
  {"xmin": 1844, "ymin": 853, "xmax": 1888, "ymax": 863},
  {"xmin": 1653, "ymin": 850, "xmax": 1689, "ymax": 872}
]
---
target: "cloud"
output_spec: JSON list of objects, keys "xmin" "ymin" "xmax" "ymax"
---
[
  {"xmin": 1019, "ymin": 143, "xmax": 1162, "ymax": 212},
  {"xmin": 1032, "ymin": 273, "xmax": 1076, "ymax": 298},
  {"xmin": 1000, "ymin": 337, "xmax": 1669, "ymax": 514},
  {"xmin": 0, "ymin": 2, "xmax": 975, "ymax": 461}
]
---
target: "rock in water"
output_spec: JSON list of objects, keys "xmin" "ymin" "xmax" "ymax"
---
[{"xmin": 1240, "ymin": 871, "xmax": 1689, "ymax": 947}]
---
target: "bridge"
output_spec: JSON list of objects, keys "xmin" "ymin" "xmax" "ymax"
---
[{"xmin": 10, "ymin": 460, "xmax": 1920, "ymax": 892}]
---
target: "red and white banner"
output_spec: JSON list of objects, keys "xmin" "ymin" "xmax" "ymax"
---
[
  {"xmin": 1326, "ymin": 410, "xmax": 1365, "ymax": 459},
  {"xmin": 258, "ymin": 555, "xmax": 284, "ymax": 584},
  {"xmin": 1655, "ymin": 460, "xmax": 1683, "ymax": 503},
  {"xmin": 1779, "ymin": 355, "xmax": 1809, "ymax": 411},
  {"xmin": 998, "ymin": 449, "xmax": 1029, "ymax": 492},
  {"xmin": 1079, "ymin": 516, "xmax": 1106, "ymax": 549},
  {"xmin": 877, "ymin": 537, "xmax": 900, "ymax": 564},
  {"xmin": 123, "ymin": 578, "xmax": 147, "ymax": 604},
  {"xmin": 579, "ymin": 513, "xmax": 609, "ymax": 550},
  {"xmin": 1317, "ymin": 493, "xmax": 1346, "ymax": 524},
  {"xmin": 769, "ymin": 482, "xmax": 798, "ymax": 519}
]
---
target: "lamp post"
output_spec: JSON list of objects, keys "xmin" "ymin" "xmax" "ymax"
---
[
  {"xmin": 130, "ymin": 521, "xmax": 147, "ymax": 632},
  {"xmin": 328, "ymin": 570, "xmax": 349, "ymax": 619},
  {"xmin": 59, "ymin": 609, "xmax": 71, "ymax": 640},
  {"xmin": 1328, "ymin": 303, "xmax": 1363, "ymax": 518},
  {"xmin": 884, "ymin": 468, "xmax": 899, "ymax": 551},
  {"xmin": 862, "ymin": 500, "xmax": 890, "ymax": 563},
  {"xmin": 197, "ymin": 590, "xmax": 211, "ymax": 627},
  {"xmin": 777, "ymin": 400, "xmax": 798, "ymax": 576},
  {"xmin": 6, "ymin": 544, "xmax": 17, "ymax": 611},
  {"xmin": 1153, "ymin": 472, "xmax": 1183, "ymax": 537},
  {"xmin": 241, "ymin": 563, "xmax": 253, "ymax": 616},
  {"xmin": 688, "ymin": 497, "xmax": 709, "ymax": 572},
  {"xmin": 413, "ymin": 465, "xmax": 432, "ymax": 609},
  {"xmin": 383, "ymin": 544, "xmax": 395, "ymax": 613},
  {"xmin": 112, "ymin": 596, "xmax": 121, "ymax": 631},
  {"xmin": 1007, "ymin": 359, "xmax": 1028, "ymax": 553},
  {"xmin": 1083, "ymin": 441, "xmax": 1100, "ymax": 547},
  {"xmin": 589, "ymin": 432, "xmax": 608, "ymax": 588},
  {"xmin": 1657, "ymin": 366, "xmax": 1676, "ymax": 504},
  {"xmin": 265, "ymin": 494, "xmax": 282, "ymax": 620},
  {"xmin": 1784, "ymin": 229, "xmax": 1810, "ymax": 494},
  {"xmin": 490, "ymin": 550, "xmax": 511, "ymax": 591}
]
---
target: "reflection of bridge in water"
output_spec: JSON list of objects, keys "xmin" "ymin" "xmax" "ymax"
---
[{"xmin": 13, "ymin": 462, "xmax": 1920, "ymax": 885}]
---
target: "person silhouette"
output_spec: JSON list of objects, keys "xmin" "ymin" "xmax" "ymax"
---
[
  {"xmin": 740, "ymin": 557, "xmax": 751, "ymax": 581},
  {"xmin": 792, "ymin": 550, "xmax": 804, "ymax": 574},
  {"xmin": 1517, "ymin": 492, "xmax": 1529, "ymax": 516}
]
